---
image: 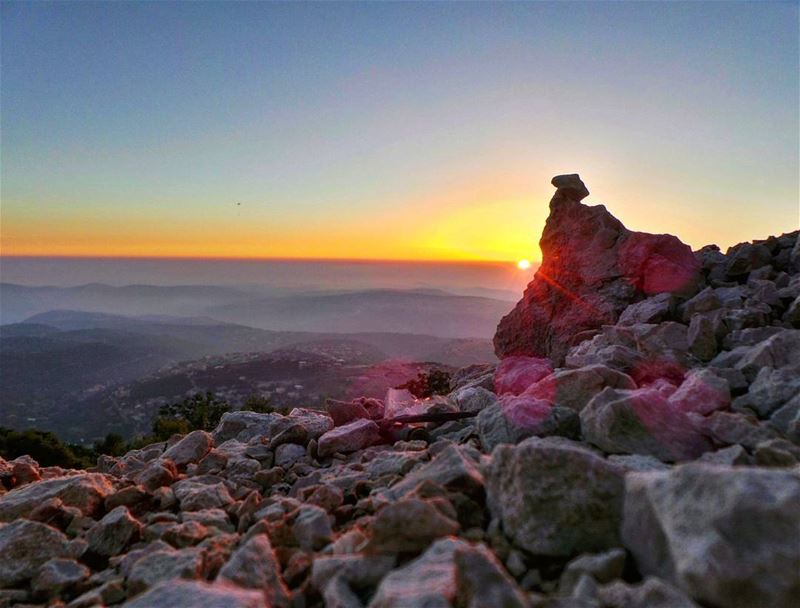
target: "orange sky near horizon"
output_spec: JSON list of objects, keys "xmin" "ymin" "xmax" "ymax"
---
[
  {"xmin": 1, "ymin": 171, "xmax": 551, "ymax": 262},
  {"xmin": 4, "ymin": 164, "xmax": 796, "ymax": 263},
  {"xmin": 2, "ymin": 3, "xmax": 797, "ymax": 264}
]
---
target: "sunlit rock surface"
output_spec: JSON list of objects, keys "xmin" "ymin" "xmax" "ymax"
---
[{"xmin": 494, "ymin": 174, "xmax": 702, "ymax": 363}]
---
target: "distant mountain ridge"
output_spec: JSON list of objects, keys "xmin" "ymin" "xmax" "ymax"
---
[
  {"xmin": 206, "ymin": 289, "xmax": 510, "ymax": 338},
  {"xmin": 2, "ymin": 284, "xmax": 511, "ymax": 338},
  {"xmin": 0, "ymin": 282, "xmax": 253, "ymax": 324},
  {"xmin": 0, "ymin": 310, "xmax": 495, "ymax": 442}
]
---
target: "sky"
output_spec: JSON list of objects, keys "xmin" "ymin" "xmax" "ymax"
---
[{"xmin": 1, "ymin": 1, "xmax": 798, "ymax": 263}]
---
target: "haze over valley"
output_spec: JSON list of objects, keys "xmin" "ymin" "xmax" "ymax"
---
[{"xmin": 0, "ymin": 260, "xmax": 522, "ymax": 442}]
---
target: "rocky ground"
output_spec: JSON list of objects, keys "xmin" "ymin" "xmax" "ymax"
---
[{"xmin": 1, "ymin": 175, "xmax": 798, "ymax": 608}]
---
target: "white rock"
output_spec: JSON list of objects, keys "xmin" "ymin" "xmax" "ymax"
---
[
  {"xmin": 0, "ymin": 520, "xmax": 70, "ymax": 587},
  {"xmin": 317, "ymin": 419, "xmax": 381, "ymax": 458},
  {"xmin": 122, "ymin": 579, "xmax": 266, "ymax": 608},
  {"xmin": 622, "ymin": 463, "xmax": 800, "ymax": 608},
  {"xmin": 161, "ymin": 431, "xmax": 213, "ymax": 468}
]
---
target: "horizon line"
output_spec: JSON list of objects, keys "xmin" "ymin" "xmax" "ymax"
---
[{"xmin": 0, "ymin": 254, "xmax": 540, "ymax": 266}]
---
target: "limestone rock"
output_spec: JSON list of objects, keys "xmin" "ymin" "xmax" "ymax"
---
[
  {"xmin": 477, "ymin": 397, "xmax": 579, "ymax": 452},
  {"xmin": 494, "ymin": 176, "xmax": 700, "ymax": 363},
  {"xmin": 681, "ymin": 287, "xmax": 722, "ymax": 321},
  {"xmin": 559, "ymin": 548, "xmax": 626, "ymax": 594},
  {"xmin": 197, "ymin": 449, "xmax": 229, "ymax": 474},
  {"xmin": 325, "ymin": 399, "xmax": 371, "ymax": 426},
  {"xmin": 311, "ymin": 554, "xmax": 396, "ymax": 592},
  {"xmin": 116, "ymin": 539, "xmax": 169, "ymax": 578},
  {"xmin": 769, "ymin": 396, "xmax": 800, "ymax": 443},
  {"xmin": 320, "ymin": 575, "xmax": 364, "ymax": 608},
  {"xmin": 122, "ymin": 579, "xmax": 266, "ymax": 608},
  {"xmin": 304, "ymin": 483, "xmax": 344, "ymax": 513},
  {"xmin": 182, "ymin": 508, "xmax": 232, "ymax": 531},
  {"xmin": 317, "ymin": 419, "xmax": 382, "ymax": 458},
  {"xmin": 133, "ymin": 459, "xmax": 177, "ymax": 492},
  {"xmin": 0, "ymin": 473, "xmax": 114, "ymax": 521},
  {"xmin": 551, "ymin": 173, "xmax": 590, "ymax": 200},
  {"xmin": 581, "ymin": 387, "xmax": 711, "ymax": 462},
  {"xmin": 0, "ymin": 520, "xmax": 70, "ymax": 587},
  {"xmin": 274, "ymin": 443, "xmax": 306, "ymax": 468},
  {"xmin": 607, "ymin": 454, "xmax": 671, "ymax": 471},
  {"xmin": 450, "ymin": 386, "xmax": 498, "ymax": 413},
  {"xmin": 366, "ymin": 498, "xmax": 460, "ymax": 553},
  {"xmin": 699, "ymin": 411, "xmax": 780, "ymax": 450},
  {"xmin": 753, "ymin": 438, "xmax": 800, "ymax": 467},
  {"xmin": 733, "ymin": 329, "xmax": 800, "ymax": 381},
  {"xmin": 667, "ymin": 368, "xmax": 730, "ymax": 416},
  {"xmin": 162, "ymin": 520, "xmax": 211, "ymax": 547},
  {"xmin": 212, "ymin": 411, "xmax": 280, "ymax": 444},
  {"xmin": 86, "ymin": 506, "xmax": 143, "ymax": 557},
  {"xmin": 369, "ymin": 537, "xmax": 527, "ymax": 608},
  {"xmin": 217, "ymin": 534, "xmax": 290, "ymax": 608},
  {"xmin": 784, "ymin": 295, "xmax": 800, "ymax": 326},
  {"xmin": 161, "ymin": 430, "xmax": 213, "ymax": 468},
  {"xmin": 493, "ymin": 356, "xmax": 553, "ymax": 395},
  {"xmin": 292, "ymin": 504, "xmax": 333, "ymax": 551},
  {"xmin": 598, "ymin": 577, "xmax": 699, "ymax": 608},
  {"xmin": 127, "ymin": 547, "xmax": 206, "ymax": 594},
  {"xmin": 734, "ymin": 364, "xmax": 800, "ymax": 418},
  {"xmin": 564, "ymin": 322, "xmax": 692, "ymax": 376},
  {"xmin": 453, "ymin": 540, "xmax": 530, "ymax": 608},
  {"xmin": 173, "ymin": 479, "xmax": 234, "ymax": 512},
  {"xmin": 622, "ymin": 464, "xmax": 800, "ymax": 608},
  {"xmin": 382, "ymin": 443, "xmax": 484, "ymax": 501},
  {"xmin": 10, "ymin": 456, "xmax": 41, "ymax": 486},
  {"xmin": 450, "ymin": 363, "xmax": 496, "ymax": 392},
  {"xmin": 485, "ymin": 437, "xmax": 626, "ymax": 556},
  {"xmin": 687, "ymin": 313, "xmax": 718, "ymax": 360},
  {"xmin": 105, "ymin": 484, "xmax": 150, "ymax": 512},
  {"xmin": 618, "ymin": 293, "xmax": 675, "ymax": 326},
  {"xmin": 265, "ymin": 409, "xmax": 333, "ymax": 448},
  {"xmin": 523, "ymin": 364, "xmax": 637, "ymax": 412},
  {"xmin": 726, "ymin": 241, "xmax": 772, "ymax": 277},
  {"xmin": 32, "ymin": 558, "xmax": 89, "ymax": 597},
  {"xmin": 697, "ymin": 444, "xmax": 750, "ymax": 466}
]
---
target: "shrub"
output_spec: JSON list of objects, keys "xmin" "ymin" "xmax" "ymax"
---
[
  {"xmin": 93, "ymin": 432, "xmax": 127, "ymax": 457},
  {"xmin": 0, "ymin": 427, "xmax": 94, "ymax": 469},
  {"xmin": 150, "ymin": 391, "xmax": 230, "ymax": 440},
  {"xmin": 243, "ymin": 394, "xmax": 290, "ymax": 414},
  {"xmin": 396, "ymin": 369, "xmax": 452, "ymax": 399}
]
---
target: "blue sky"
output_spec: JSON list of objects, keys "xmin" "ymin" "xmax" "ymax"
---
[{"xmin": 2, "ymin": 1, "xmax": 798, "ymax": 260}]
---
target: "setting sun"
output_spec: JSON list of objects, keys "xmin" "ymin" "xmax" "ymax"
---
[{"xmin": 517, "ymin": 259, "xmax": 532, "ymax": 270}]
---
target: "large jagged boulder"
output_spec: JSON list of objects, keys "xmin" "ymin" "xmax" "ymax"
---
[
  {"xmin": 485, "ymin": 436, "xmax": 626, "ymax": 557},
  {"xmin": 368, "ymin": 537, "xmax": 528, "ymax": 608},
  {"xmin": 0, "ymin": 520, "xmax": 71, "ymax": 587},
  {"xmin": 580, "ymin": 386, "xmax": 713, "ymax": 462},
  {"xmin": 494, "ymin": 174, "xmax": 701, "ymax": 363},
  {"xmin": 86, "ymin": 506, "xmax": 143, "ymax": 557},
  {"xmin": 623, "ymin": 464, "xmax": 800, "ymax": 608}
]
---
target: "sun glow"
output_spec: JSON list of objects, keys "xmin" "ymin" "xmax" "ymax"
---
[{"xmin": 517, "ymin": 259, "xmax": 532, "ymax": 270}]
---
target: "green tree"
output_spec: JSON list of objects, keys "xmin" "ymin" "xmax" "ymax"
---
[
  {"xmin": 0, "ymin": 427, "xmax": 94, "ymax": 469},
  {"xmin": 396, "ymin": 369, "xmax": 452, "ymax": 399},
  {"xmin": 150, "ymin": 392, "xmax": 230, "ymax": 440},
  {"xmin": 93, "ymin": 432, "xmax": 127, "ymax": 457},
  {"xmin": 242, "ymin": 393, "xmax": 289, "ymax": 414}
]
